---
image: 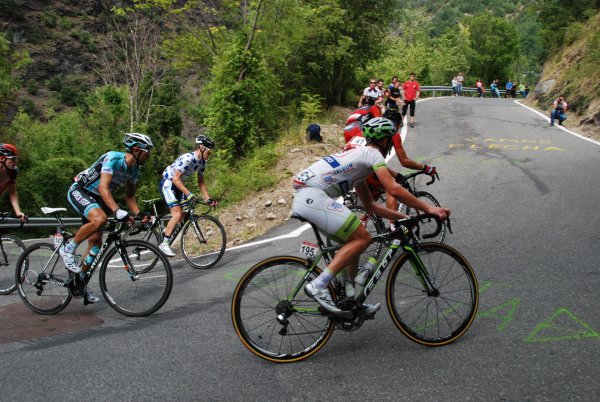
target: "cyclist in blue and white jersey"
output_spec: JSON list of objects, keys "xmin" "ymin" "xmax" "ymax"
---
[
  {"xmin": 61, "ymin": 133, "xmax": 153, "ymax": 304},
  {"xmin": 292, "ymin": 118, "xmax": 450, "ymax": 316},
  {"xmin": 158, "ymin": 135, "xmax": 217, "ymax": 257}
]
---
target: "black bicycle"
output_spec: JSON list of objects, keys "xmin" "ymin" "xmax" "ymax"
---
[
  {"xmin": 232, "ymin": 214, "xmax": 478, "ymax": 363},
  {"xmin": 0, "ymin": 212, "xmax": 27, "ymax": 295},
  {"xmin": 124, "ymin": 198, "xmax": 226, "ymax": 269},
  {"xmin": 16, "ymin": 207, "xmax": 173, "ymax": 317},
  {"xmin": 343, "ymin": 170, "xmax": 446, "ymax": 249}
]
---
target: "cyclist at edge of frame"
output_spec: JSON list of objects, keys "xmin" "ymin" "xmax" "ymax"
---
[
  {"xmin": 158, "ymin": 135, "xmax": 218, "ymax": 257},
  {"xmin": 292, "ymin": 117, "xmax": 450, "ymax": 317},
  {"xmin": 0, "ymin": 143, "xmax": 27, "ymax": 222},
  {"xmin": 61, "ymin": 133, "xmax": 154, "ymax": 305},
  {"xmin": 344, "ymin": 108, "xmax": 437, "ymax": 229}
]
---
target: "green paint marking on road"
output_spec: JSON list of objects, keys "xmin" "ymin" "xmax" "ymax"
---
[
  {"xmin": 478, "ymin": 280, "xmax": 512, "ymax": 294},
  {"xmin": 477, "ymin": 298, "xmax": 521, "ymax": 331},
  {"xmin": 525, "ymin": 307, "xmax": 599, "ymax": 343},
  {"xmin": 223, "ymin": 267, "xmax": 250, "ymax": 281}
]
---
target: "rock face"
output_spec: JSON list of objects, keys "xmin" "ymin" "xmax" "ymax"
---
[{"xmin": 534, "ymin": 80, "xmax": 555, "ymax": 97}]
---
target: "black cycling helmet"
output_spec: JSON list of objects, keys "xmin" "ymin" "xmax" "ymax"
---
[
  {"xmin": 195, "ymin": 135, "xmax": 215, "ymax": 150},
  {"xmin": 382, "ymin": 108, "xmax": 402, "ymax": 128}
]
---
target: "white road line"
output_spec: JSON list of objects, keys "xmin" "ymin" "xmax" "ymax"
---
[{"xmin": 514, "ymin": 100, "xmax": 600, "ymax": 146}]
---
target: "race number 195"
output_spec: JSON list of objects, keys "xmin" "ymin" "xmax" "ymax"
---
[{"xmin": 299, "ymin": 241, "xmax": 319, "ymax": 258}]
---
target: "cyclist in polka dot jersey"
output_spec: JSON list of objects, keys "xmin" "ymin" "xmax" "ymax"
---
[{"xmin": 159, "ymin": 135, "xmax": 217, "ymax": 257}]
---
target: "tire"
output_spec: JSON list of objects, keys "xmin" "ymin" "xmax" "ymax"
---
[
  {"xmin": 325, "ymin": 205, "xmax": 385, "ymax": 266},
  {"xmin": 99, "ymin": 240, "xmax": 173, "ymax": 317},
  {"xmin": 231, "ymin": 256, "xmax": 335, "ymax": 363},
  {"xmin": 0, "ymin": 234, "xmax": 26, "ymax": 294},
  {"xmin": 401, "ymin": 191, "xmax": 446, "ymax": 243},
  {"xmin": 15, "ymin": 243, "xmax": 72, "ymax": 314},
  {"xmin": 386, "ymin": 243, "xmax": 478, "ymax": 346},
  {"xmin": 181, "ymin": 215, "xmax": 226, "ymax": 269},
  {"xmin": 125, "ymin": 227, "xmax": 162, "ymax": 274}
]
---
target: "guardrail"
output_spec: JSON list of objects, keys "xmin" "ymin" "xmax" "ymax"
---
[
  {"xmin": 0, "ymin": 216, "xmax": 83, "ymax": 229},
  {"xmin": 420, "ymin": 85, "xmax": 507, "ymax": 97}
]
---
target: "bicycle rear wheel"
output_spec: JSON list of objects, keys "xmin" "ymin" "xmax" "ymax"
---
[
  {"xmin": 181, "ymin": 215, "xmax": 226, "ymax": 269},
  {"xmin": 0, "ymin": 234, "xmax": 26, "ymax": 294},
  {"xmin": 401, "ymin": 191, "xmax": 446, "ymax": 243},
  {"xmin": 232, "ymin": 256, "xmax": 335, "ymax": 363},
  {"xmin": 99, "ymin": 240, "xmax": 173, "ymax": 317},
  {"xmin": 16, "ymin": 243, "xmax": 72, "ymax": 314},
  {"xmin": 386, "ymin": 243, "xmax": 478, "ymax": 346}
]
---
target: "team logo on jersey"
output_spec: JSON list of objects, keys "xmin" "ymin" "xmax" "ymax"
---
[
  {"xmin": 323, "ymin": 175, "xmax": 336, "ymax": 184},
  {"xmin": 323, "ymin": 156, "xmax": 340, "ymax": 168},
  {"xmin": 333, "ymin": 163, "xmax": 353, "ymax": 175},
  {"xmin": 328, "ymin": 201, "xmax": 344, "ymax": 212},
  {"xmin": 305, "ymin": 198, "xmax": 313, "ymax": 204}
]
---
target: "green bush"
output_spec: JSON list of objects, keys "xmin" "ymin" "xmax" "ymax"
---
[
  {"xmin": 26, "ymin": 79, "xmax": 38, "ymax": 95},
  {"xmin": 46, "ymin": 75, "xmax": 63, "ymax": 91},
  {"xmin": 41, "ymin": 11, "xmax": 58, "ymax": 28},
  {"xmin": 59, "ymin": 17, "xmax": 74, "ymax": 30}
]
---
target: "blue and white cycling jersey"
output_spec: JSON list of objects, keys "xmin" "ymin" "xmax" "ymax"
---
[
  {"xmin": 162, "ymin": 152, "xmax": 206, "ymax": 181},
  {"xmin": 74, "ymin": 151, "xmax": 139, "ymax": 195}
]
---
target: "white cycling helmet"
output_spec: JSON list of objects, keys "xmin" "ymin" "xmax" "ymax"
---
[{"xmin": 123, "ymin": 133, "xmax": 154, "ymax": 151}]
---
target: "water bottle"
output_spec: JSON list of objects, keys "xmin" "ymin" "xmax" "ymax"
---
[
  {"xmin": 336, "ymin": 269, "xmax": 356, "ymax": 299},
  {"xmin": 355, "ymin": 257, "xmax": 377, "ymax": 287}
]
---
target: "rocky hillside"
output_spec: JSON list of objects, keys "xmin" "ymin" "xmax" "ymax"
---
[{"xmin": 528, "ymin": 12, "xmax": 600, "ymax": 139}]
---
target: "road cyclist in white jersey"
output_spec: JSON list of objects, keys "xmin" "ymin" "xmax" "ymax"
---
[
  {"xmin": 158, "ymin": 135, "xmax": 217, "ymax": 257},
  {"xmin": 292, "ymin": 117, "xmax": 450, "ymax": 317},
  {"xmin": 61, "ymin": 133, "xmax": 154, "ymax": 305}
]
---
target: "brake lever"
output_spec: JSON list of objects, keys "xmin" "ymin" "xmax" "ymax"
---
[{"xmin": 446, "ymin": 217, "xmax": 453, "ymax": 234}]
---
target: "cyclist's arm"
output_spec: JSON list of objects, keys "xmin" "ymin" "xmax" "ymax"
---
[
  {"xmin": 124, "ymin": 182, "xmax": 140, "ymax": 215},
  {"xmin": 197, "ymin": 174, "xmax": 211, "ymax": 201},
  {"xmin": 7, "ymin": 182, "xmax": 24, "ymax": 217},
  {"xmin": 392, "ymin": 136, "xmax": 425, "ymax": 171},
  {"xmin": 374, "ymin": 167, "xmax": 450, "ymax": 219},
  {"xmin": 356, "ymin": 180, "xmax": 407, "ymax": 221},
  {"xmin": 98, "ymin": 173, "xmax": 119, "ymax": 213},
  {"xmin": 171, "ymin": 170, "xmax": 192, "ymax": 195}
]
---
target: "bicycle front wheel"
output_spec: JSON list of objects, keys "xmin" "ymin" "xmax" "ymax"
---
[
  {"xmin": 401, "ymin": 191, "xmax": 446, "ymax": 243},
  {"xmin": 126, "ymin": 227, "xmax": 162, "ymax": 274},
  {"xmin": 16, "ymin": 243, "xmax": 72, "ymax": 314},
  {"xmin": 0, "ymin": 234, "xmax": 26, "ymax": 294},
  {"xmin": 231, "ymin": 256, "xmax": 335, "ymax": 363},
  {"xmin": 99, "ymin": 240, "xmax": 173, "ymax": 317},
  {"xmin": 181, "ymin": 215, "xmax": 226, "ymax": 269},
  {"xmin": 386, "ymin": 243, "xmax": 478, "ymax": 346}
]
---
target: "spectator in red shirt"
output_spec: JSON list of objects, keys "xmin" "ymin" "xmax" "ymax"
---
[{"xmin": 401, "ymin": 72, "xmax": 420, "ymax": 128}]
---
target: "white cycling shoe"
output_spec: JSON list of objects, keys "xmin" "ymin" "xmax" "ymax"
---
[
  {"xmin": 84, "ymin": 287, "xmax": 100, "ymax": 305},
  {"xmin": 305, "ymin": 282, "xmax": 350, "ymax": 317},
  {"xmin": 59, "ymin": 245, "xmax": 81, "ymax": 273},
  {"xmin": 159, "ymin": 243, "xmax": 176, "ymax": 257},
  {"xmin": 363, "ymin": 302, "xmax": 381, "ymax": 316}
]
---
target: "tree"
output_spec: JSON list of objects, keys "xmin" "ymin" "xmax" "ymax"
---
[{"xmin": 464, "ymin": 14, "xmax": 521, "ymax": 83}]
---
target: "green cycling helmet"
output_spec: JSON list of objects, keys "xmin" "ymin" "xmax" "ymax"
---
[{"xmin": 363, "ymin": 117, "xmax": 396, "ymax": 140}]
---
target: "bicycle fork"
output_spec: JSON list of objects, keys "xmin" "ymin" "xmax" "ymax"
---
[{"xmin": 403, "ymin": 245, "xmax": 439, "ymax": 297}]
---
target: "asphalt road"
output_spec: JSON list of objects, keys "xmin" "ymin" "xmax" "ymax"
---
[{"xmin": 1, "ymin": 97, "xmax": 599, "ymax": 401}]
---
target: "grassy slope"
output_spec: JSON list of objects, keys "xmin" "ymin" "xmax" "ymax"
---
[{"xmin": 528, "ymin": 12, "xmax": 600, "ymax": 135}]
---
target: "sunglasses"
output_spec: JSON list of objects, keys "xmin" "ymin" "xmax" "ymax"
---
[
  {"xmin": 5, "ymin": 156, "xmax": 17, "ymax": 160},
  {"xmin": 370, "ymin": 82, "xmax": 376, "ymax": 84}
]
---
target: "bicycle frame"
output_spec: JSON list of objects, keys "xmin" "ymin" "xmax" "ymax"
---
[{"xmin": 287, "ymin": 215, "xmax": 441, "ymax": 315}]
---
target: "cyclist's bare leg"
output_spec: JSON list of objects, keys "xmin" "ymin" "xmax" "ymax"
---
[
  {"xmin": 323, "ymin": 224, "xmax": 371, "ymax": 276},
  {"xmin": 386, "ymin": 193, "xmax": 399, "ymax": 228},
  {"xmin": 73, "ymin": 208, "xmax": 107, "ymax": 245},
  {"xmin": 163, "ymin": 205, "xmax": 183, "ymax": 237}
]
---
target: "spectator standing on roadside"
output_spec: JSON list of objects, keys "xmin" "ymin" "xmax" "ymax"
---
[
  {"xmin": 505, "ymin": 79, "xmax": 514, "ymax": 98},
  {"xmin": 550, "ymin": 95, "xmax": 568, "ymax": 126},
  {"xmin": 476, "ymin": 79, "xmax": 484, "ymax": 98},
  {"xmin": 388, "ymin": 76, "xmax": 398, "ymax": 90},
  {"xmin": 451, "ymin": 77, "xmax": 459, "ymax": 96},
  {"xmin": 456, "ymin": 72, "xmax": 464, "ymax": 96},
  {"xmin": 386, "ymin": 80, "xmax": 402, "ymax": 112},
  {"xmin": 401, "ymin": 72, "xmax": 420, "ymax": 128},
  {"xmin": 490, "ymin": 80, "xmax": 499, "ymax": 98},
  {"xmin": 359, "ymin": 78, "xmax": 381, "ymax": 107},
  {"xmin": 525, "ymin": 83, "xmax": 530, "ymax": 97},
  {"xmin": 519, "ymin": 82, "xmax": 526, "ymax": 98}
]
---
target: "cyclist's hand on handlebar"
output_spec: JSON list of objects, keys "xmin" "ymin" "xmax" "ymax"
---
[
  {"xmin": 136, "ymin": 210, "xmax": 152, "ymax": 224},
  {"xmin": 206, "ymin": 198, "xmax": 218, "ymax": 207},
  {"xmin": 17, "ymin": 213, "xmax": 28, "ymax": 223},
  {"xmin": 426, "ymin": 206, "xmax": 451, "ymax": 221},
  {"xmin": 183, "ymin": 192, "xmax": 197, "ymax": 205},
  {"xmin": 422, "ymin": 164, "xmax": 437, "ymax": 177},
  {"xmin": 114, "ymin": 208, "xmax": 129, "ymax": 221}
]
